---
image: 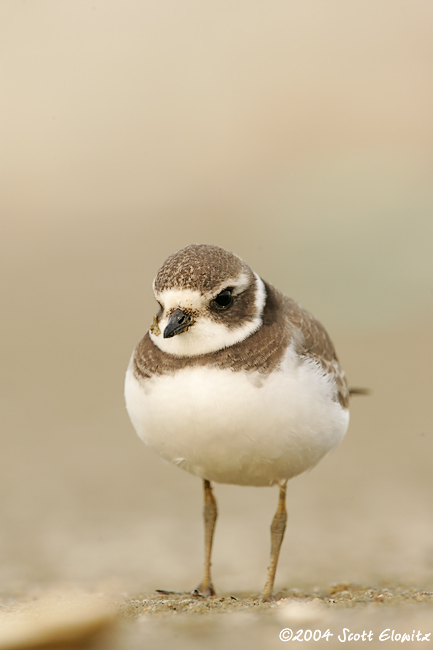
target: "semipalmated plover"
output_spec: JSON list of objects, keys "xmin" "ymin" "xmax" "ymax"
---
[{"xmin": 125, "ymin": 244, "xmax": 351, "ymax": 601}]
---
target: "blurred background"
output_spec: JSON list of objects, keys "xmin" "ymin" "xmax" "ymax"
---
[{"xmin": 1, "ymin": 1, "xmax": 433, "ymax": 600}]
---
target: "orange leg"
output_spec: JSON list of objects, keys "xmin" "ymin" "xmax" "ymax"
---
[
  {"xmin": 261, "ymin": 483, "xmax": 287, "ymax": 601},
  {"xmin": 195, "ymin": 479, "xmax": 218, "ymax": 596}
]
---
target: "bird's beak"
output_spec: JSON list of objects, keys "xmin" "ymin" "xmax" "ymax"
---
[{"xmin": 163, "ymin": 309, "xmax": 195, "ymax": 339}]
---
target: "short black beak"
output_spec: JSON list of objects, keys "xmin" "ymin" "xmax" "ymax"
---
[{"xmin": 163, "ymin": 309, "xmax": 194, "ymax": 338}]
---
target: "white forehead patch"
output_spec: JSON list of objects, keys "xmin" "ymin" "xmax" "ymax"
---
[
  {"xmin": 154, "ymin": 288, "xmax": 204, "ymax": 313},
  {"xmin": 150, "ymin": 273, "xmax": 267, "ymax": 357}
]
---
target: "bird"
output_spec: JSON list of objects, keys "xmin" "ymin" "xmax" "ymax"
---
[{"xmin": 125, "ymin": 243, "xmax": 352, "ymax": 601}]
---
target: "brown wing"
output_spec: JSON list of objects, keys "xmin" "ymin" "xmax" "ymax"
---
[{"xmin": 272, "ymin": 285, "xmax": 350, "ymax": 409}]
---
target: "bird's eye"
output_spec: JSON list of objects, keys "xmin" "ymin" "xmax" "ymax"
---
[{"xmin": 213, "ymin": 288, "xmax": 233, "ymax": 309}]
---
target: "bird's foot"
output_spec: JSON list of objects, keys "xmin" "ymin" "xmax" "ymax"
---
[
  {"xmin": 156, "ymin": 582, "xmax": 216, "ymax": 598},
  {"xmin": 260, "ymin": 587, "xmax": 275, "ymax": 603},
  {"xmin": 193, "ymin": 582, "xmax": 216, "ymax": 598}
]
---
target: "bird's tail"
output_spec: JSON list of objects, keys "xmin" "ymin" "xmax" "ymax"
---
[{"xmin": 349, "ymin": 387, "xmax": 371, "ymax": 396}]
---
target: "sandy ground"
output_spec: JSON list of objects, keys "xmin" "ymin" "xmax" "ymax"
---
[{"xmin": 1, "ymin": 585, "xmax": 433, "ymax": 650}]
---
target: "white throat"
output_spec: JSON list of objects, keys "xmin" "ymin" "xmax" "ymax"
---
[{"xmin": 149, "ymin": 273, "xmax": 266, "ymax": 357}]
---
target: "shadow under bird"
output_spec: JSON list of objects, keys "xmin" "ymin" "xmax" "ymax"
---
[{"xmin": 125, "ymin": 244, "xmax": 358, "ymax": 601}]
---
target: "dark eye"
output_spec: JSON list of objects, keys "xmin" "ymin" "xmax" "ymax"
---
[{"xmin": 213, "ymin": 288, "xmax": 233, "ymax": 309}]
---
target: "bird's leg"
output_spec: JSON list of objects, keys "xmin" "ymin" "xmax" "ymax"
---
[
  {"xmin": 195, "ymin": 479, "xmax": 218, "ymax": 597},
  {"xmin": 261, "ymin": 482, "xmax": 287, "ymax": 602}
]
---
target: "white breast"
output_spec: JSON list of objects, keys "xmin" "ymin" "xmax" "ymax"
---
[{"xmin": 124, "ymin": 345, "xmax": 349, "ymax": 487}]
